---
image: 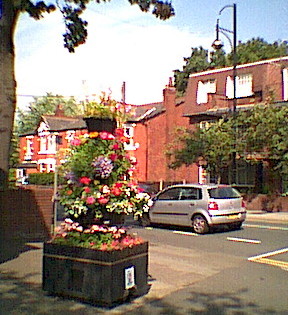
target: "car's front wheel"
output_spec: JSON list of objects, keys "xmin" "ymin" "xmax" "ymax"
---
[
  {"xmin": 192, "ymin": 215, "xmax": 209, "ymax": 234},
  {"xmin": 138, "ymin": 213, "xmax": 151, "ymax": 227}
]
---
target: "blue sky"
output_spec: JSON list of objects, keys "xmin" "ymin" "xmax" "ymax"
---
[{"xmin": 15, "ymin": 0, "xmax": 288, "ymax": 108}]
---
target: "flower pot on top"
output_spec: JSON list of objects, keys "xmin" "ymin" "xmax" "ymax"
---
[{"xmin": 83, "ymin": 117, "xmax": 117, "ymax": 133}]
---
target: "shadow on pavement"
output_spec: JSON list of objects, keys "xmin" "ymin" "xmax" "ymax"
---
[
  {"xmin": 0, "ymin": 239, "xmax": 28, "ymax": 264},
  {"xmin": 0, "ymin": 271, "xmax": 279, "ymax": 315}
]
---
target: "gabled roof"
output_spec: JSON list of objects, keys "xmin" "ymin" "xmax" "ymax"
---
[
  {"xmin": 42, "ymin": 115, "xmax": 86, "ymax": 131},
  {"xmin": 19, "ymin": 102, "xmax": 166, "ymax": 137}
]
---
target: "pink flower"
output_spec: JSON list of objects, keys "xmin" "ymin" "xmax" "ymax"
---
[
  {"xmin": 99, "ymin": 132, "xmax": 115, "ymax": 140},
  {"xmin": 80, "ymin": 177, "xmax": 91, "ymax": 185},
  {"xmin": 70, "ymin": 138, "xmax": 82, "ymax": 146},
  {"xmin": 100, "ymin": 243, "xmax": 108, "ymax": 251},
  {"xmin": 98, "ymin": 196, "xmax": 109, "ymax": 204},
  {"xmin": 86, "ymin": 196, "xmax": 96, "ymax": 204}
]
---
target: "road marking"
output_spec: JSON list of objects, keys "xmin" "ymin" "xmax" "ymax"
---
[
  {"xmin": 251, "ymin": 258, "xmax": 288, "ymax": 271},
  {"xmin": 227, "ymin": 237, "xmax": 261, "ymax": 244},
  {"xmin": 243, "ymin": 223, "xmax": 288, "ymax": 231},
  {"xmin": 248, "ymin": 247, "xmax": 288, "ymax": 261},
  {"xmin": 173, "ymin": 231, "xmax": 199, "ymax": 236},
  {"xmin": 248, "ymin": 248, "xmax": 288, "ymax": 272}
]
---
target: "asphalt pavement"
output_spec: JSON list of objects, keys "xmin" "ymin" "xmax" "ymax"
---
[{"xmin": 0, "ymin": 210, "xmax": 287, "ymax": 314}]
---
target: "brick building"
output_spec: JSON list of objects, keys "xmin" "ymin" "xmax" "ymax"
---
[{"xmin": 17, "ymin": 56, "xmax": 288, "ymax": 191}]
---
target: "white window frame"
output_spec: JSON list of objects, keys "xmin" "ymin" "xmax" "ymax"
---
[
  {"xmin": 38, "ymin": 158, "xmax": 56, "ymax": 173},
  {"xmin": 196, "ymin": 79, "xmax": 216, "ymax": 104},
  {"xmin": 24, "ymin": 136, "xmax": 34, "ymax": 160},
  {"xmin": 124, "ymin": 123, "xmax": 138, "ymax": 150},
  {"xmin": 283, "ymin": 68, "xmax": 288, "ymax": 101},
  {"xmin": 226, "ymin": 73, "xmax": 253, "ymax": 99}
]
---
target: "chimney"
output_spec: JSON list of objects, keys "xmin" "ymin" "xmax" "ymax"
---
[{"xmin": 55, "ymin": 104, "xmax": 65, "ymax": 117}]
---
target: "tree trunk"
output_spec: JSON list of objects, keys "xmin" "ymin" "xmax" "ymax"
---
[{"xmin": 0, "ymin": 1, "xmax": 18, "ymax": 189}]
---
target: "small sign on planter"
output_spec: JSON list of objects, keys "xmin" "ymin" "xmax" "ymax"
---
[{"xmin": 125, "ymin": 266, "xmax": 135, "ymax": 289}]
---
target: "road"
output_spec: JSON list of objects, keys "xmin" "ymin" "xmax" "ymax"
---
[{"xmin": 127, "ymin": 220, "xmax": 288, "ymax": 314}]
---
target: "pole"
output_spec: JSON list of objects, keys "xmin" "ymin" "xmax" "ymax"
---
[{"xmin": 232, "ymin": 3, "xmax": 237, "ymax": 185}]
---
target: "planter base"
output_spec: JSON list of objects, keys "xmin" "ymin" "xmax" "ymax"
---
[{"xmin": 42, "ymin": 242, "xmax": 149, "ymax": 307}]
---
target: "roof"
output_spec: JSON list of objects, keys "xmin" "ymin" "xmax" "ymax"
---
[
  {"xmin": 42, "ymin": 115, "xmax": 86, "ymax": 131},
  {"xmin": 128, "ymin": 103, "xmax": 165, "ymax": 122},
  {"xmin": 185, "ymin": 101, "xmax": 288, "ymax": 122},
  {"xmin": 189, "ymin": 56, "xmax": 288, "ymax": 78}
]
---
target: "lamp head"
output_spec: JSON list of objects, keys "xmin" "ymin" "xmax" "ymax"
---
[{"xmin": 212, "ymin": 39, "xmax": 224, "ymax": 50}]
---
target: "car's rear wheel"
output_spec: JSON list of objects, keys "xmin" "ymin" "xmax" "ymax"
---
[
  {"xmin": 192, "ymin": 215, "xmax": 209, "ymax": 234},
  {"xmin": 231, "ymin": 222, "xmax": 242, "ymax": 230}
]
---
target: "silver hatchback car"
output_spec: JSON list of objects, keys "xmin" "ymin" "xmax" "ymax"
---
[{"xmin": 142, "ymin": 184, "xmax": 246, "ymax": 234}]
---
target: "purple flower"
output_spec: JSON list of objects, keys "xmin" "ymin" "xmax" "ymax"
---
[{"xmin": 92, "ymin": 156, "xmax": 113, "ymax": 179}]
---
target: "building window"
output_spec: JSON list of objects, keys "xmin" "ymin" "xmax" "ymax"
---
[
  {"xmin": 24, "ymin": 136, "xmax": 34, "ymax": 160},
  {"xmin": 65, "ymin": 131, "xmax": 76, "ymax": 143},
  {"xmin": 226, "ymin": 73, "xmax": 253, "ymax": 99},
  {"xmin": 283, "ymin": 68, "xmax": 288, "ymax": 101},
  {"xmin": 124, "ymin": 124, "xmax": 138, "ymax": 150},
  {"xmin": 197, "ymin": 79, "xmax": 216, "ymax": 104},
  {"xmin": 199, "ymin": 121, "xmax": 211, "ymax": 130}
]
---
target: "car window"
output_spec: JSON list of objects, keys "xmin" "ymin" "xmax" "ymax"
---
[
  {"xmin": 208, "ymin": 187, "xmax": 241, "ymax": 199},
  {"xmin": 179, "ymin": 188, "xmax": 202, "ymax": 200},
  {"xmin": 157, "ymin": 188, "xmax": 181, "ymax": 200}
]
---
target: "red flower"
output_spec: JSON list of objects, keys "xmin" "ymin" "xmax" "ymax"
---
[
  {"xmin": 114, "ymin": 182, "xmax": 124, "ymax": 188},
  {"xmin": 112, "ymin": 143, "xmax": 120, "ymax": 150},
  {"xmin": 115, "ymin": 128, "xmax": 124, "ymax": 137},
  {"xmin": 111, "ymin": 187, "xmax": 122, "ymax": 196},
  {"xmin": 83, "ymin": 187, "xmax": 91, "ymax": 193},
  {"xmin": 109, "ymin": 153, "xmax": 118, "ymax": 161},
  {"xmin": 80, "ymin": 177, "xmax": 91, "ymax": 185},
  {"xmin": 67, "ymin": 189, "xmax": 73, "ymax": 195}
]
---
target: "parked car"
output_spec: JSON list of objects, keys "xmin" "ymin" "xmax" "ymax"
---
[{"xmin": 140, "ymin": 184, "xmax": 246, "ymax": 234}]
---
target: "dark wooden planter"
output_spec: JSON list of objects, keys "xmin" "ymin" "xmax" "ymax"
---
[
  {"xmin": 83, "ymin": 117, "xmax": 117, "ymax": 133},
  {"xmin": 42, "ymin": 242, "xmax": 149, "ymax": 307}
]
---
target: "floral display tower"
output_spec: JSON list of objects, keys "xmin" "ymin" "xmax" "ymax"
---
[{"xmin": 42, "ymin": 95, "xmax": 152, "ymax": 307}]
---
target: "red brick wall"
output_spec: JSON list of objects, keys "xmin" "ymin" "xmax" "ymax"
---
[{"xmin": 0, "ymin": 186, "xmax": 54, "ymax": 242}]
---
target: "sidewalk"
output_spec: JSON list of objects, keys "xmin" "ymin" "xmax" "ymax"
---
[
  {"xmin": 0, "ymin": 211, "xmax": 287, "ymax": 314},
  {"xmin": 246, "ymin": 209, "xmax": 288, "ymax": 224}
]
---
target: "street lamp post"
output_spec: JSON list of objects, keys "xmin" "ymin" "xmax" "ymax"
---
[{"xmin": 212, "ymin": 3, "xmax": 237, "ymax": 185}]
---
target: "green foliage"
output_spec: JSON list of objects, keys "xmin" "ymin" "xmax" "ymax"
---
[
  {"xmin": 54, "ymin": 0, "xmax": 174, "ymax": 52},
  {"xmin": 167, "ymin": 105, "xmax": 288, "ymax": 182},
  {"xmin": 84, "ymin": 93, "xmax": 130, "ymax": 124},
  {"xmin": 174, "ymin": 38, "xmax": 288, "ymax": 95},
  {"xmin": 15, "ymin": 93, "xmax": 81, "ymax": 135},
  {"xmin": 174, "ymin": 47, "xmax": 211, "ymax": 96},
  {"xmin": 28, "ymin": 173, "xmax": 56, "ymax": 185},
  {"xmin": 229, "ymin": 38, "xmax": 288, "ymax": 65}
]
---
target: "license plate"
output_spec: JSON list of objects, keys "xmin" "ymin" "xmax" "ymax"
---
[{"xmin": 228, "ymin": 214, "xmax": 239, "ymax": 220}]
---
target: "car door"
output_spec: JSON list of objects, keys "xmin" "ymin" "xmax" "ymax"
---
[
  {"xmin": 149, "ymin": 187, "xmax": 182, "ymax": 224},
  {"xmin": 177, "ymin": 187, "xmax": 203, "ymax": 226}
]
